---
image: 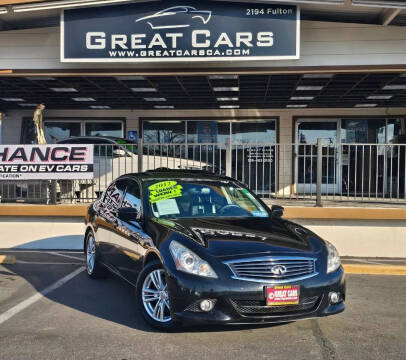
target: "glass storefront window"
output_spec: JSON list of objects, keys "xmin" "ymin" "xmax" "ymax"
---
[
  {"xmin": 298, "ymin": 121, "xmax": 337, "ymax": 145},
  {"xmin": 143, "ymin": 121, "xmax": 186, "ymax": 144},
  {"xmin": 341, "ymin": 119, "xmax": 386, "ymax": 144},
  {"xmin": 44, "ymin": 121, "xmax": 81, "ymax": 143},
  {"xmin": 26, "ymin": 119, "xmax": 125, "ymax": 144},
  {"xmin": 187, "ymin": 121, "xmax": 230, "ymax": 144},
  {"xmin": 232, "ymin": 121, "xmax": 276, "ymax": 144},
  {"xmin": 85, "ymin": 122, "xmax": 123, "ymax": 138},
  {"xmin": 296, "ymin": 117, "xmax": 406, "ymax": 198},
  {"xmin": 143, "ymin": 119, "xmax": 277, "ymax": 145},
  {"xmin": 387, "ymin": 118, "xmax": 405, "ymax": 144}
]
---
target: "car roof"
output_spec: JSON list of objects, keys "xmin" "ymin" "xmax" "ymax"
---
[
  {"xmin": 57, "ymin": 136, "xmax": 115, "ymax": 143},
  {"xmin": 122, "ymin": 169, "xmax": 234, "ymax": 182}
]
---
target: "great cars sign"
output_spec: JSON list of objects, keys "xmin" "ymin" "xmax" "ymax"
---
[
  {"xmin": 0, "ymin": 145, "xmax": 94, "ymax": 180},
  {"xmin": 61, "ymin": 1, "xmax": 299, "ymax": 62}
]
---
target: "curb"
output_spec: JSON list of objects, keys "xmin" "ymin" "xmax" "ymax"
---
[
  {"xmin": 343, "ymin": 264, "xmax": 406, "ymax": 275},
  {"xmin": 1, "ymin": 205, "xmax": 406, "ymax": 220},
  {"xmin": 1, "ymin": 254, "xmax": 405, "ymax": 275}
]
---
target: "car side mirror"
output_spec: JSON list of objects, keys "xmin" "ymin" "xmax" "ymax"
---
[
  {"xmin": 117, "ymin": 207, "xmax": 139, "ymax": 222},
  {"xmin": 271, "ymin": 205, "xmax": 284, "ymax": 218}
]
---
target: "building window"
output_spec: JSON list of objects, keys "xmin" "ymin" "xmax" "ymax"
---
[
  {"xmin": 44, "ymin": 121, "xmax": 81, "ymax": 143},
  {"xmin": 143, "ymin": 120, "xmax": 186, "ymax": 144},
  {"xmin": 187, "ymin": 121, "xmax": 230, "ymax": 144},
  {"xmin": 341, "ymin": 118, "xmax": 386, "ymax": 144},
  {"xmin": 295, "ymin": 117, "xmax": 406, "ymax": 197},
  {"xmin": 232, "ymin": 121, "xmax": 276, "ymax": 144},
  {"xmin": 20, "ymin": 118, "xmax": 124, "ymax": 144},
  {"xmin": 142, "ymin": 119, "xmax": 277, "ymax": 145},
  {"xmin": 85, "ymin": 121, "xmax": 123, "ymax": 138}
]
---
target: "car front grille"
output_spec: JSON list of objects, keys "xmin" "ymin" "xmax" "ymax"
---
[
  {"xmin": 230, "ymin": 296, "xmax": 320, "ymax": 316},
  {"xmin": 224, "ymin": 256, "xmax": 317, "ymax": 283}
]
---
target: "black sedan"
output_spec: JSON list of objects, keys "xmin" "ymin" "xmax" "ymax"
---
[{"xmin": 84, "ymin": 169, "xmax": 345, "ymax": 330}]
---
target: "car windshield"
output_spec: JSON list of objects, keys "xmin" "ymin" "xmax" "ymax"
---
[{"xmin": 144, "ymin": 180, "xmax": 269, "ymax": 219}]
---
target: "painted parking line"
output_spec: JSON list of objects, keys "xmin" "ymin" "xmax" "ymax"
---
[
  {"xmin": 0, "ymin": 266, "xmax": 85, "ymax": 326},
  {"xmin": 57, "ymin": 251, "xmax": 83, "ymax": 254},
  {"xmin": 343, "ymin": 258, "xmax": 383, "ymax": 265},
  {"xmin": 46, "ymin": 252, "xmax": 84, "ymax": 261},
  {"xmin": 0, "ymin": 250, "xmax": 82, "ymax": 254},
  {"xmin": 16, "ymin": 261, "xmax": 84, "ymax": 265}
]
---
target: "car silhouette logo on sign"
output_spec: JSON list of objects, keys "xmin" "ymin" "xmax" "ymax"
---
[
  {"xmin": 136, "ymin": 6, "xmax": 212, "ymax": 30},
  {"xmin": 271, "ymin": 265, "xmax": 287, "ymax": 275}
]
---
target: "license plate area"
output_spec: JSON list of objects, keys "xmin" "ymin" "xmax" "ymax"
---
[{"xmin": 266, "ymin": 285, "xmax": 300, "ymax": 306}]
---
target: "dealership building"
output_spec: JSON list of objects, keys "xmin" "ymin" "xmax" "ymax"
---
[{"xmin": 1, "ymin": 0, "xmax": 406, "ymax": 256}]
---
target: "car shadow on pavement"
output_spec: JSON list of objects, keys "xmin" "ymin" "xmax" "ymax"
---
[
  {"xmin": 2, "ymin": 252, "xmax": 289, "ymax": 334},
  {"xmin": 51, "ymin": 270, "xmax": 289, "ymax": 334}
]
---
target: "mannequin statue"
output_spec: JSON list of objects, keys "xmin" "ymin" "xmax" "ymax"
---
[{"xmin": 33, "ymin": 104, "xmax": 47, "ymax": 145}]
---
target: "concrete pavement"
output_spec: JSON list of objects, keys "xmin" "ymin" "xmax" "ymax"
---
[{"xmin": 0, "ymin": 251, "xmax": 405, "ymax": 359}]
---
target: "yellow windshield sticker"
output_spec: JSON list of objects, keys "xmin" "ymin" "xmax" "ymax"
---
[{"xmin": 149, "ymin": 181, "xmax": 183, "ymax": 203}]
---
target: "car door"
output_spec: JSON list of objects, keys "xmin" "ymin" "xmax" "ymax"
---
[
  {"xmin": 111, "ymin": 179, "xmax": 151, "ymax": 284},
  {"xmin": 96, "ymin": 178, "xmax": 128, "ymax": 268}
]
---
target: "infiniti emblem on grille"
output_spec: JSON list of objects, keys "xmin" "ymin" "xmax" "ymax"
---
[{"xmin": 270, "ymin": 265, "xmax": 287, "ymax": 275}]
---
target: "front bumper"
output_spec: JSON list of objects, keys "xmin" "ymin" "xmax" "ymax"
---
[{"xmin": 166, "ymin": 267, "xmax": 346, "ymax": 325}]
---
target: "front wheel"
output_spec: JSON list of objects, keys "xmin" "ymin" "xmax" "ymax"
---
[{"xmin": 136, "ymin": 261, "xmax": 179, "ymax": 330}]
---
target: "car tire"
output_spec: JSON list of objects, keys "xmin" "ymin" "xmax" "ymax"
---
[
  {"xmin": 136, "ymin": 261, "xmax": 179, "ymax": 331},
  {"xmin": 85, "ymin": 230, "xmax": 107, "ymax": 279}
]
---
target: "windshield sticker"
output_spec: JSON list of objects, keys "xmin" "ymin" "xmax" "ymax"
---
[
  {"xmin": 156, "ymin": 198, "xmax": 180, "ymax": 216},
  {"xmin": 251, "ymin": 211, "xmax": 269, "ymax": 218},
  {"xmin": 149, "ymin": 181, "xmax": 183, "ymax": 203}
]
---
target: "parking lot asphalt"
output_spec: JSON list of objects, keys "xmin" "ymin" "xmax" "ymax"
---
[{"xmin": 0, "ymin": 251, "xmax": 405, "ymax": 360}]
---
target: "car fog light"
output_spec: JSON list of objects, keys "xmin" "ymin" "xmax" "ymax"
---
[
  {"xmin": 329, "ymin": 292, "xmax": 341, "ymax": 304},
  {"xmin": 200, "ymin": 299, "xmax": 215, "ymax": 312}
]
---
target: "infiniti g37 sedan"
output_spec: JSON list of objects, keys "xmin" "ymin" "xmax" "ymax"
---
[{"xmin": 84, "ymin": 169, "xmax": 345, "ymax": 330}]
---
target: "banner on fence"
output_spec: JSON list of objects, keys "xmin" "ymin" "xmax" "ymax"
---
[{"xmin": 0, "ymin": 145, "xmax": 94, "ymax": 180}]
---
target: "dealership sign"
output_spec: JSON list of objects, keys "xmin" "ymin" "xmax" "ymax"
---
[
  {"xmin": 0, "ymin": 145, "xmax": 94, "ymax": 180},
  {"xmin": 61, "ymin": 1, "xmax": 299, "ymax": 62}
]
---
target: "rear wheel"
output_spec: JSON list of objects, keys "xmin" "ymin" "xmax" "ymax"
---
[
  {"xmin": 136, "ymin": 261, "xmax": 179, "ymax": 330},
  {"xmin": 85, "ymin": 231, "xmax": 107, "ymax": 279}
]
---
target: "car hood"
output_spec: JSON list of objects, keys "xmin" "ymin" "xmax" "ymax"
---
[{"xmin": 151, "ymin": 217, "xmax": 323, "ymax": 257}]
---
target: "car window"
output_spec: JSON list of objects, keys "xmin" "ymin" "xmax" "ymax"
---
[
  {"xmin": 103, "ymin": 179, "xmax": 128, "ymax": 209},
  {"xmin": 122, "ymin": 180, "xmax": 142, "ymax": 212}
]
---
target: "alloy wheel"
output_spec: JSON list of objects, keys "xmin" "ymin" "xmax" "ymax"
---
[
  {"xmin": 86, "ymin": 235, "xmax": 96, "ymax": 274},
  {"xmin": 142, "ymin": 269, "xmax": 171, "ymax": 323}
]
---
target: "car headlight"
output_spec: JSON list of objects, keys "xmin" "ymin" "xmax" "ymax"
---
[
  {"xmin": 169, "ymin": 240, "xmax": 218, "ymax": 278},
  {"xmin": 326, "ymin": 241, "xmax": 341, "ymax": 273}
]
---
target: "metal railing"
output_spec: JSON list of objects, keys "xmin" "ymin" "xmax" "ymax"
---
[
  {"xmin": 0, "ymin": 142, "xmax": 405, "ymax": 205},
  {"xmin": 143, "ymin": 143, "xmax": 227, "ymax": 175}
]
